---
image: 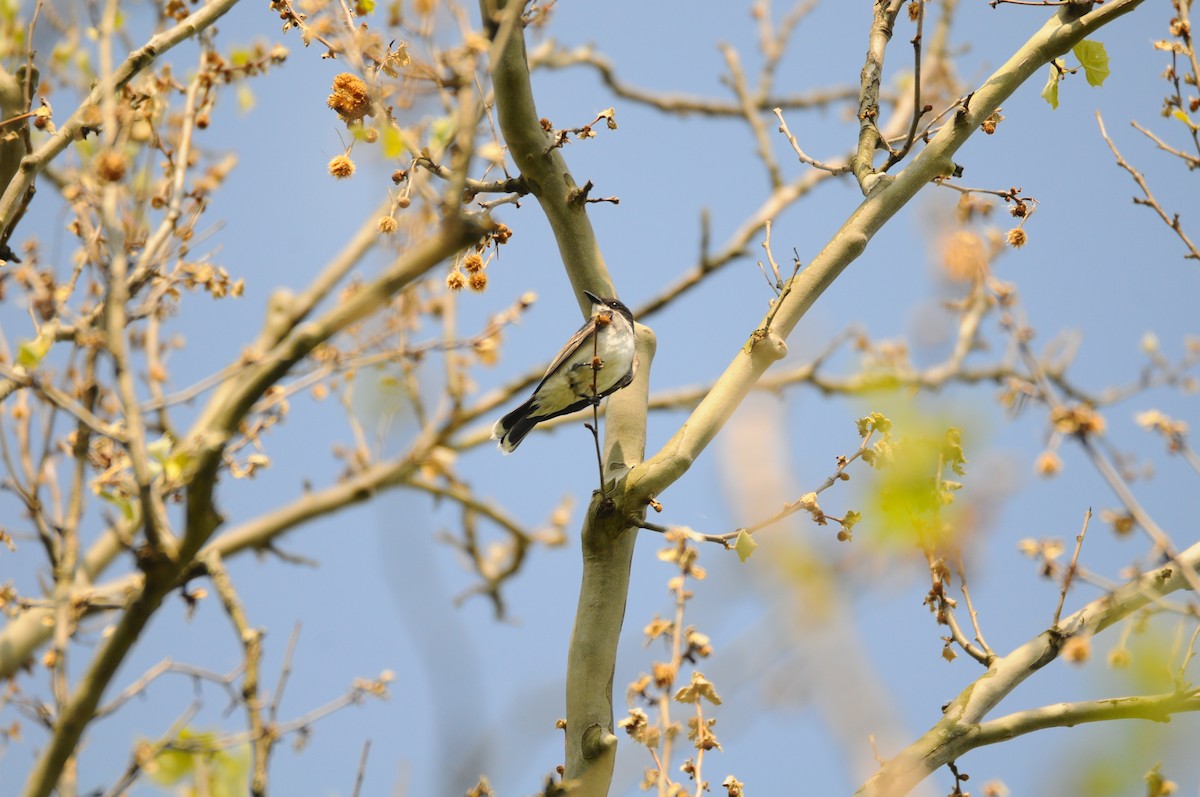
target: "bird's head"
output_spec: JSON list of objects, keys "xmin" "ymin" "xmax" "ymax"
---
[{"xmin": 583, "ymin": 289, "xmax": 634, "ymax": 323}]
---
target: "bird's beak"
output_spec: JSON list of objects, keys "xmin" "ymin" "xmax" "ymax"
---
[{"xmin": 582, "ymin": 290, "xmax": 604, "ymax": 306}]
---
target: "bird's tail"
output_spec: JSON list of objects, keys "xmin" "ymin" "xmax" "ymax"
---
[{"xmin": 492, "ymin": 398, "xmax": 538, "ymax": 453}]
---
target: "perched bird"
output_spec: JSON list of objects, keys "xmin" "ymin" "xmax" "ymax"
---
[{"xmin": 493, "ymin": 290, "xmax": 637, "ymax": 453}]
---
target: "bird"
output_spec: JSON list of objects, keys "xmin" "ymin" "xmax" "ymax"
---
[{"xmin": 492, "ymin": 290, "xmax": 637, "ymax": 453}]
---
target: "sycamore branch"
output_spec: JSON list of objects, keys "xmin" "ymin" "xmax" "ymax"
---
[
  {"xmin": 970, "ymin": 690, "xmax": 1200, "ymax": 746},
  {"xmin": 623, "ymin": 0, "xmax": 1149, "ymax": 512},
  {"xmin": 852, "ymin": 0, "xmax": 905, "ymax": 193},
  {"xmin": 856, "ymin": 540, "xmax": 1200, "ymax": 797},
  {"xmin": 528, "ymin": 41, "xmax": 862, "ymax": 118},
  {"xmin": 483, "ymin": 1, "xmax": 655, "ymax": 793},
  {"xmin": 20, "ymin": 209, "xmax": 485, "ymax": 797},
  {"xmin": 0, "ymin": 427, "xmax": 440, "ymax": 682}
]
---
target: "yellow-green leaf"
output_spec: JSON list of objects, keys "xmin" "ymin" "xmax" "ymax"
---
[
  {"xmin": 1042, "ymin": 60, "xmax": 1062, "ymax": 109},
  {"xmin": 149, "ymin": 743, "xmax": 196, "ymax": 785},
  {"xmin": 16, "ymin": 333, "xmax": 51, "ymax": 368},
  {"xmin": 236, "ymin": 84, "xmax": 256, "ymax": 114},
  {"xmin": 1172, "ymin": 108, "xmax": 1198, "ymax": 132},
  {"xmin": 164, "ymin": 451, "xmax": 193, "ymax": 482},
  {"xmin": 381, "ymin": 123, "xmax": 405, "ymax": 159},
  {"xmin": 97, "ymin": 490, "xmax": 134, "ymax": 521},
  {"xmin": 733, "ymin": 530, "xmax": 757, "ymax": 562},
  {"xmin": 146, "ymin": 728, "xmax": 250, "ymax": 797},
  {"xmin": 856, "ymin": 412, "xmax": 891, "ymax": 438},
  {"xmin": 1073, "ymin": 39, "xmax": 1110, "ymax": 87}
]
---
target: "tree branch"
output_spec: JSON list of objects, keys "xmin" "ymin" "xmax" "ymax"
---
[
  {"xmin": 0, "ymin": 0, "xmax": 242, "ymax": 241},
  {"xmin": 971, "ymin": 690, "xmax": 1200, "ymax": 747},
  {"xmin": 21, "ymin": 150, "xmax": 486, "ymax": 797},
  {"xmin": 856, "ymin": 538, "xmax": 1200, "ymax": 797},
  {"xmin": 624, "ymin": 0, "xmax": 1149, "ymax": 511},
  {"xmin": 483, "ymin": 2, "xmax": 655, "ymax": 792}
]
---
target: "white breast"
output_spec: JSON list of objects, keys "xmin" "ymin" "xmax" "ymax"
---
[{"xmin": 559, "ymin": 313, "xmax": 635, "ymax": 400}]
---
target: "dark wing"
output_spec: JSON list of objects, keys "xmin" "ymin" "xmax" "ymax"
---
[{"xmin": 531, "ymin": 315, "xmax": 598, "ymax": 392}]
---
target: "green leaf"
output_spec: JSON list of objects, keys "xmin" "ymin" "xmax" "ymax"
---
[
  {"xmin": 16, "ymin": 333, "xmax": 51, "ymax": 368},
  {"xmin": 1073, "ymin": 40, "xmax": 1110, "ymax": 87},
  {"xmin": 941, "ymin": 427, "xmax": 967, "ymax": 476},
  {"xmin": 1042, "ymin": 60, "xmax": 1062, "ymax": 109},
  {"xmin": 855, "ymin": 412, "xmax": 891, "ymax": 438},
  {"xmin": 732, "ymin": 530, "xmax": 757, "ymax": 562}
]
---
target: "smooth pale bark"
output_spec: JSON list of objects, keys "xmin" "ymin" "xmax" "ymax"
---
[{"xmin": 486, "ymin": 3, "xmax": 1153, "ymax": 797}]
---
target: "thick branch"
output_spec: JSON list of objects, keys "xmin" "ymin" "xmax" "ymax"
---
[
  {"xmin": 483, "ymin": 3, "xmax": 655, "ymax": 792},
  {"xmin": 856, "ymin": 539, "xmax": 1200, "ymax": 797},
  {"xmin": 20, "ymin": 197, "xmax": 483, "ymax": 797},
  {"xmin": 0, "ymin": 438, "xmax": 435, "ymax": 681},
  {"xmin": 179, "ymin": 213, "xmax": 486, "ymax": 554},
  {"xmin": 971, "ymin": 690, "xmax": 1200, "ymax": 746},
  {"xmin": 21, "ymin": 564, "xmax": 178, "ymax": 797},
  {"xmin": 564, "ymin": 325, "xmax": 655, "ymax": 794},
  {"xmin": 483, "ymin": 0, "xmax": 616, "ymax": 309},
  {"xmin": 625, "ymin": 0, "xmax": 1148, "ymax": 510},
  {"xmin": 852, "ymin": 0, "xmax": 905, "ymax": 192}
]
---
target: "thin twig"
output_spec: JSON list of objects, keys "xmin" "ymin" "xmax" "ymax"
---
[
  {"xmin": 103, "ymin": 701, "xmax": 201, "ymax": 797},
  {"xmin": 529, "ymin": 40, "xmax": 862, "ymax": 118},
  {"xmin": 270, "ymin": 623, "xmax": 301, "ymax": 726},
  {"xmin": 350, "ymin": 740, "xmax": 371, "ymax": 797},
  {"xmin": 203, "ymin": 549, "xmax": 269, "ymax": 796},
  {"xmin": 721, "ymin": 43, "xmax": 782, "ymax": 188},
  {"xmin": 773, "ymin": 108, "xmax": 852, "ymax": 175},
  {"xmin": 1178, "ymin": 623, "xmax": 1200, "ymax": 684},
  {"xmin": 96, "ymin": 0, "xmax": 176, "ymax": 560},
  {"xmin": 1097, "ymin": 112, "xmax": 1199, "ymax": 261},
  {"xmin": 954, "ymin": 556, "xmax": 993, "ymax": 659},
  {"xmin": 759, "ymin": 219, "xmax": 783, "ymax": 291},
  {"xmin": 1052, "ymin": 508, "xmax": 1091, "ymax": 630},
  {"xmin": 1004, "ymin": 304, "xmax": 1200, "ymax": 598},
  {"xmin": 989, "ymin": 0, "xmax": 1070, "ymax": 7},
  {"xmin": 0, "ymin": 365, "xmax": 125, "ymax": 441},
  {"xmin": 882, "ymin": 0, "xmax": 929, "ymax": 170},
  {"xmin": 1131, "ymin": 120, "xmax": 1200, "ymax": 170},
  {"xmin": 942, "ymin": 598, "xmax": 992, "ymax": 665},
  {"xmin": 638, "ymin": 443, "xmax": 868, "ymax": 547}
]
